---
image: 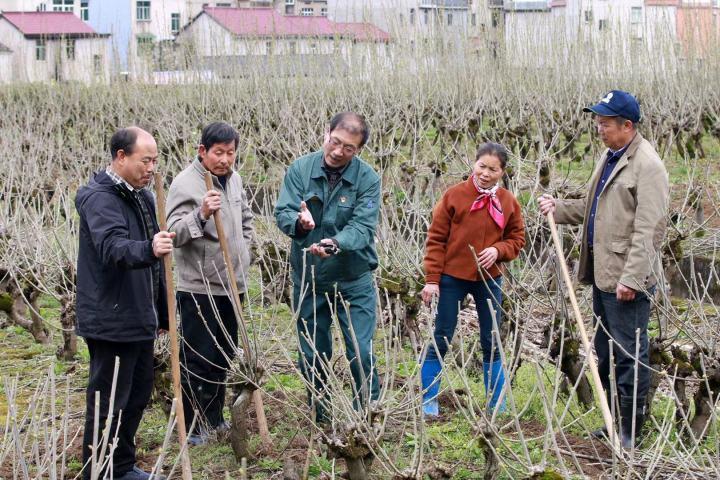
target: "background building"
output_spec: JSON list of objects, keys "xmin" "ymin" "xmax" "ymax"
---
[
  {"xmin": 175, "ymin": 6, "xmax": 389, "ymax": 76},
  {"xmin": 0, "ymin": 10, "xmax": 109, "ymax": 82}
]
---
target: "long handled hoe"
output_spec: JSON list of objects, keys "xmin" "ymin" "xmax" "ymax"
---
[
  {"xmin": 204, "ymin": 172, "xmax": 271, "ymax": 447},
  {"xmin": 154, "ymin": 172, "xmax": 193, "ymax": 480},
  {"xmin": 546, "ymin": 213, "xmax": 619, "ymax": 451}
]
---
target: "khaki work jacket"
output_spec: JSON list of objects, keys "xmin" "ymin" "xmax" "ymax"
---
[{"xmin": 555, "ymin": 132, "xmax": 669, "ymax": 293}]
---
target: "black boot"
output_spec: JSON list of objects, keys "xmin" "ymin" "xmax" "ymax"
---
[
  {"xmin": 590, "ymin": 390, "xmax": 613, "ymax": 440},
  {"xmin": 619, "ymin": 397, "xmax": 646, "ymax": 449}
]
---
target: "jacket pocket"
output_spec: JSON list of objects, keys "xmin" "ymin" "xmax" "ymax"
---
[
  {"xmin": 335, "ymin": 189, "xmax": 356, "ymax": 225},
  {"xmin": 303, "ymin": 191, "xmax": 324, "ymax": 226},
  {"xmin": 609, "ymin": 240, "xmax": 630, "ymax": 254},
  {"xmin": 203, "ymin": 243, "xmax": 226, "ymax": 282}
]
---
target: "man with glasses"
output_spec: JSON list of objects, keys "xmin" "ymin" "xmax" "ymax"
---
[{"xmin": 275, "ymin": 112, "xmax": 381, "ymax": 423}]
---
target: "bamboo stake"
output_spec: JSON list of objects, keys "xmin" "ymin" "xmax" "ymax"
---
[
  {"xmin": 204, "ymin": 172, "xmax": 271, "ymax": 446},
  {"xmin": 154, "ymin": 172, "xmax": 193, "ymax": 480},
  {"xmin": 546, "ymin": 213, "xmax": 619, "ymax": 451}
]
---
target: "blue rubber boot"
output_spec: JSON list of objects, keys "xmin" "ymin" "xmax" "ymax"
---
[
  {"xmin": 483, "ymin": 359, "xmax": 507, "ymax": 414},
  {"xmin": 420, "ymin": 358, "xmax": 442, "ymax": 417}
]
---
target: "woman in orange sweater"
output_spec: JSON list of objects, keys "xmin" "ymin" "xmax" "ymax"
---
[{"xmin": 420, "ymin": 142, "xmax": 525, "ymax": 416}]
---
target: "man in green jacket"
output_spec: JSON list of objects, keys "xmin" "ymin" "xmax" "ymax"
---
[{"xmin": 275, "ymin": 112, "xmax": 381, "ymax": 423}]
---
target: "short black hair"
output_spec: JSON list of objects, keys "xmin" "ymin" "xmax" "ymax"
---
[
  {"xmin": 475, "ymin": 142, "xmax": 509, "ymax": 169},
  {"xmin": 110, "ymin": 128, "xmax": 139, "ymax": 159},
  {"xmin": 329, "ymin": 112, "xmax": 370, "ymax": 148},
  {"xmin": 200, "ymin": 122, "xmax": 239, "ymax": 150}
]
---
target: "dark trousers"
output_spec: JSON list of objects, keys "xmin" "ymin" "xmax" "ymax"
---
[
  {"xmin": 426, "ymin": 274, "xmax": 503, "ymax": 363},
  {"xmin": 177, "ymin": 291, "xmax": 238, "ymax": 433},
  {"xmin": 294, "ymin": 275, "xmax": 380, "ymax": 418},
  {"xmin": 82, "ymin": 338, "xmax": 154, "ymax": 479},
  {"xmin": 593, "ymin": 285, "xmax": 653, "ymax": 404}
]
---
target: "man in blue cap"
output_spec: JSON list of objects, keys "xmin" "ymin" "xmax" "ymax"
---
[{"xmin": 538, "ymin": 90, "xmax": 669, "ymax": 448}]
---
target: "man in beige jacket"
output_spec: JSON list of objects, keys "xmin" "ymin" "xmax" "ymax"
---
[
  {"xmin": 539, "ymin": 90, "xmax": 668, "ymax": 449},
  {"xmin": 167, "ymin": 122, "xmax": 254, "ymax": 445}
]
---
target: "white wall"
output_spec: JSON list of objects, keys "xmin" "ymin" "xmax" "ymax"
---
[
  {"xmin": 0, "ymin": 0, "xmax": 80, "ymax": 13},
  {"xmin": 0, "ymin": 17, "xmax": 107, "ymax": 82},
  {"xmin": 329, "ymin": 0, "xmax": 469, "ymax": 39},
  {"xmin": 0, "ymin": 52, "xmax": 12, "ymax": 82},
  {"xmin": 59, "ymin": 36, "xmax": 109, "ymax": 82},
  {"xmin": 503, "ymin": 10, "xmax": 559, "ymax": 63},
  {"xmin": 645, "ymin": 4, "xmax": 678, "ymax": 51},
  {"xmin": 176, "ymin": 12, "xmax": 235, "ymax": 56}
]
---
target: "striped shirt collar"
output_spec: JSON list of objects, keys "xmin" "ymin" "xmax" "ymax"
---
[{"xmin": 106, "ymin": 165, "xmax": 136, "ymax": 192}]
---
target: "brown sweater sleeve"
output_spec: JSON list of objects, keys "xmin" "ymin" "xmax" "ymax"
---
[
  {"xmin": 492, "ymin": 195, "xmax": 526, "ymax": 262},
  {"xmin": 423, "ymin": 193, "xmax": 453, "ymax": 284}
]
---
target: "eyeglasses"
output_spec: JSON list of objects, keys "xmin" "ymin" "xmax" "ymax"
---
[{"xmin": 327, "ymin": 136, "xmax": 359, "ymax": 156}]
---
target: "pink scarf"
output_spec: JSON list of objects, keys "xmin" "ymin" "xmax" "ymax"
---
[{"xmin": 470, "ymin": 176, "xmax": 505, "ymax": 229}]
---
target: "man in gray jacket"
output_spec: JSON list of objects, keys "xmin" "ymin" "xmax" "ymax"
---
[
  {"xmin": 539, "ymin": 91, "xmax": 669, "ymax": 449},
  {"xmin": 167, "ymin": 122, "xmax": 254, "ymax": 445}
]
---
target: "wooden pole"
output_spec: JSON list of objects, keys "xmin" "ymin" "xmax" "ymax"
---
[
  {"xmin": 546, "ymin": 213, "xmax": 619, "ymax": 450},
  {"xmin": 204, "ymin": 172, "xmax": 271, "ymax": 446},
  {"xmin": 154, "ymin": 172, "xmax": 193, "ymax": 480}
]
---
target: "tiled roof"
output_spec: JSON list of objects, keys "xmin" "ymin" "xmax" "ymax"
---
[
  {"xmin": 203, "ymin": 7, "xmax": 390, "ymax": 41},
  {"xmin": 333, "ymin": 22, "xmax": 391, "ymax": 42},
  {"xmin": 0, "ymin": 11, "xmax": 103, "ymax": 38}
]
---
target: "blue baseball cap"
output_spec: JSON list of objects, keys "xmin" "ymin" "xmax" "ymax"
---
[{"xmin": 583, "ymin": 90, "xmax": 641, "ymax": 123}]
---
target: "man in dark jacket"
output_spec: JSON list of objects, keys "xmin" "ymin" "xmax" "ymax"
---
[{"xmin": 75, "ymin": 127, "xmax": 174, "ymax": 480}]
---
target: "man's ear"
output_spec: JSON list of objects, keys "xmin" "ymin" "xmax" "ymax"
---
[
  {"xmin": 115, "ymin": 149, "xmax": 126, "ymax": 166},
  {"xmin": 198, "ymin": 144, "xmax": 207, "ymax": 160}
]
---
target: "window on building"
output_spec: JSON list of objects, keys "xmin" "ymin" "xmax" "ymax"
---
[
  {"xmin": 285, "ymin": 5, "xmax": 294, "ymax": 14},
  {"xmin": 630, "ymin": 7, "xmax": 642, "ymax": 24},
  {"xmin": 216, "ymin": 2, "xmax": 231, "ymax": 6},
  {"xmin": 598, "ymin": 19, "xmax": 608, "ymax": 31},
  {"xmin": 137, "ymin": 34, "xmax": 154, "ymax": 56},
  {"xmin": 36, "ymin": 39, "xmax": 46, "ymax": 61},
  {"xmin": 52, "ymin": 0, "xmax": 73, "ymax": 12},
  {"xmin": 93, "ymin": 54, "xmax": 103, "ymax": 75},
  {"xmin": 285, "ymin": 0, "xmax": 294, "ymax": 4},
  {"xmin": 171, "ymin": 13, "xmax": 180, "ymax": 34},
  {"xmin": 301, "ymin": 7, "xmax": 313, "ymax": 16},
  {"xmin": 320, "ymin": 7, "xmax": 327, "ymax": 16},
  {"xmin": 266, "ymin": 41, "xmax": 273, "ymax": 54},
  {"xmin": 36, "ymin": 3, "xmax": 47, "ymax": 11},
  {"xmin": 583, "ymin": 9, "xmax": 593, "ymax": 23},
  {"xmin": 471, "ymin": 13, "xmax": 477, "ymax": 27},
  {"xmin": 410, "ymin": 8, "xmax": 415, "ymax": 25},
  {"xmin": 81, "ymin": 1, "xmax": 88, "ymax": 20},
  {"xmin": 66, "ymin": 38, "xmax": 76, "ymax": 60},
  {"xmin": 289, "ymin": 41, "xmax": 296, "ymax": 54},
  {"xmin": 309, "ymin": 42, "xmax": 318, "ymax": 54},
  {"xmin": 423, "ymin": 9, "xmax": 429, "ymax": 25},
  {"xmin": 447, "ymin": 13, "xmax": 453, "ymax": 26},
  {"xmin": 137, "ymin": 1, "xmax": 151, "ymax": 22}
]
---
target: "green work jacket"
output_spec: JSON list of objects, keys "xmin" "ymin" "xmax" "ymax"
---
[{"xmin": 275, "ymin": 150, "xmax": 380, "ymax": 288}]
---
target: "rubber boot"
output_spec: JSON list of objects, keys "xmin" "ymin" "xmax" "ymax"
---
[
  {"xmin": 483, "ymin": 360, "xmax": 507, "ymax": 413},
  {"xmin": 420, "ymin": 358, "xmax": 442, "ymax": 417},
  {"xmin": 590, "ymin": 390, "xmax": 613, "ymax": 440},
  {"xmin": 619, "ymin": 396, "xmax": 646, "ymax": 449}
]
